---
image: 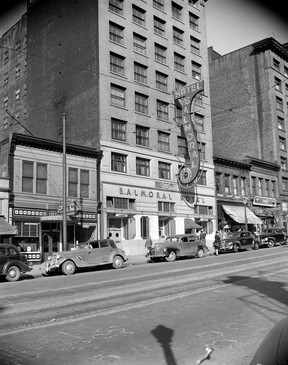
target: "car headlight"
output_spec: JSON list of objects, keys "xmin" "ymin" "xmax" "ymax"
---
[
  {"xmin": 47, "ymin": 256, "xmax": 52, "ymax": 261},
  {"xmin": 56, "ymin": 254, "xmax": 63, "ymax": 260},
  {"xmin": 163, "ymin": 248, "xmax": 167, "ymax": 252}
]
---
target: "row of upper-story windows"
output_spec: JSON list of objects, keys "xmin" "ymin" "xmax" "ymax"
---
[
  {"xmin": 2, "ymin": 87, "xmax": 26, "ymax": 109},
  {"xmin": 216, "ymin": 172, "xmax": 277, "ymax": 198},
  {"xmin": 109, "ymin": 0, "xmax": 201, "ymax": 21},
  {"xmin": 110, "ymin": 84, "xmax": 204, "ymax": 123},
  {"xmin": 3, "ymin": 62, "xmax": 26, "ymax": 87},
  {"xmin": 2, "ymin": 37, "xmax": 26, "ymax": 66},
  {"xmin": 111, "ymin": 117, "xmax": 206, "ymax": 156},
  {"xmin": 21, "ymin": 161, "xmax": 90, "ymax": 198},
  {"xmin": 109, "ymin": 21, "xmax": 202, "ymax": 71}
]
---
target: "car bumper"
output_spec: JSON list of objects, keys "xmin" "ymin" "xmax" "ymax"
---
[
  {"xmin": 148, "ymin": 249, "xmax": 167, "ymax": 258},
  {"xmin": 45, "ymin": 261, "xmax": 60, "ymax": 273}
]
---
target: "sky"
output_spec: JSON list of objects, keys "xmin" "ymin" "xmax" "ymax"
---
[{"xmin": 0, "ymin": 0, "xmax": 288, "ymax": 55}]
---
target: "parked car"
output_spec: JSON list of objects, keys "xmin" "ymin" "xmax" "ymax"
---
[
  {"xmin": 45, "ymin": 239, "xmax": 128, "ymax": 276},
  {"xmin": 0, "ymin": 244, "xmax": 32, "ymax": 282},
  {"xmin": 257, "ymin": 228, "xmax": 288, "ymax": 248},
  {"xmin": 147, "ymin": 234, "xmax": 209, "ymax": 262},
  {"xmin": 219, "ymin": 231, "xmax": 260, "ymax": 253}
]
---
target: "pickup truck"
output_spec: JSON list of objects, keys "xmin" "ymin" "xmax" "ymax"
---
[{"xmin": 257, "ymin": 228, "xmax": 288, "ymax": 248}]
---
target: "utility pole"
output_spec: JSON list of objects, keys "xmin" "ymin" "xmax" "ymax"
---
[{"xmin": 62, "ymin": 113, "xmax": 67, "ymax": 251}]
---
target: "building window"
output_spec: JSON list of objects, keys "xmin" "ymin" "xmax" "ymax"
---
[
  {"xmin": 110, "ymin": 53, "xmax": 125, "ymax": 76},
  {"xmin": 195, "ymin": 113, "xmax": 204, "ymax": 132},
  {"xmin": 15, "ymin": 40, "xmax": 21, "ymax": 52},
  {"xmin": 174, "ymin": 53, "xmax": 185, "ymax": 72},
  {"xmin": 111, "ymin": 84, "xmax": 126, "ymax": 108},
  {"xmin": 175, "ymin": 79, "xmax": 186, "ymax": 91},
  {"xmin": 199, "ymin": 142, "xmax": 206, "ymax": 160},
  {"xmin": 158, "ymin": 161, "xmax": 171, "ymax": 179},
  {"xmin": 282, "ymin": 177, "xmax": 288, "ymax": 191},
  {"xmin": 232, "ymin": 176, "xmax": 238, "ymax": 195},
  {"xmin": 276, "ymin": 96, "xmax": 283, "ymax": 111},
  {"xmin": 109, "ymin": 0, "xmax": 123, "ymax": 15},
  {"xmin": 133, "ymin": 33, "xmax": 147, "ymax": 55},
  {"xmin": 156, "ymin": 71, "xmax": 168, "ymax": 92},
  {"xmin": 273, "ymin": 58, "xmax": 280, "ymax": 71},
  {"xmin": 157, "ymin": 100, "xmax": 169, "ymax": 121},
  {"xmin": 278, "ymin": 116, "xmax": 285, "ymax": 130},
  {"xmin": 4, "ymin": 50, "xmax": 9, "ymax": 64},
  {"xmin": 158, "ymin": 201, "xmax": 175, "ymax": 213},
  {"xmin": 281, "ymin": 156, "xmax": 287, "ymax": 171},
  {"xmin": 136, "ymin": 125, "xmax": 149, "ymax": 147},
  {"xmin": 196, "ymin": 205, "xmax": 213, "ymax": 215},
  {"xmin": 158, "ymin": 131, "xmax": 170, "ymax": 152},
  {"xmin": 135, "ymin": 92, "xmax": 148, "ymax": 114},
  {"xmin": 16, "ymin": 64, "xmax": 20, "ymax": 77},
  {"xmin": 4, "ymin": 73, "xmax": 8, "ymax": 86},
  {"xmin": 68, "ymin": 168, "xmax": 78, "ymax": 197},
  {"xmin": 198, "ymin": 170, "xmax": 207, "ymax": 185},
  {"xmin": 154, "ymin": 16, "xmax": 165, "ymax": 37},
  {"xmin": 279, "ymin": 136, "xmax": 286, "ymax": 151},
  {"xmin": 177, "ymin": 137, "xmax": 187, "ymax": 156},
  {"xmin": 275, "ymin": 77, "xmax": 282, "ymax": 92},
  {"xmin": 132, "ymin": 5, "xmax": 146, "ymax": 26},
  {"xmin": 264, "ymin": 179, "xmax": 269, "ymax": 197},
  {"xmin": 22, "ymin": 161, "xmax": 34, "ymax": 193},
  {"xmin": 224, "ymin": 174, "xmax": 230, "ymax": 194},
  {"xmin": 15, "ymin": 89, "xmax": 20, "ymax": 100},
  {"xmin": 258, "ymin": 178, "xmax": 263, "ymax": 196},
  {"xmin": 80, "ymin": 170, "xmax": 89, "ymax": 198},
  {"xmin": 215, "ymin": 172, "xmax": 222, "ymax": 193},
  {"xmin": 172, "ymin": 2, "xmax": 182, "ymax": 20},
  {"xmin": 189, "ymin": 0, "xmax": 199, "ymax": 8},
  {"xmin": 153, "ymin": 0, "xmax": 164, "ymax": 10},
  {"xmin": 192, "ymin": 61, "xmax": 201, "ymax": 80},
  {"xmin": 36, "ymin": 163, "xmax": 47, "ymax": 195},
  {"xmin": 190, "ymin": 36, "xmax": 200, "ymax": 55},
  {"xmin": 251, "ymin": 177, "xmax": 256, "ymax": 195},
  {"xmin": 111, "ymin": 152, "xmax": 127, "ymax": 173},
  {"xmin": 173, "ymin": 27, "xmax": 184, "ymax": 46},
  {"xmin": 111, "ymin": 118, "xmax": 126, "ymax": 141},
  {"xmin": 240, "ymin": 177, "xmax": 246, "ymax": 196},
  {"xmin": 155, "ymin": 43, "xmax": 166, "ymax": 64},
  {"xmin": 271, "ymin": 181, "xmax": 276, "ymax": 198},
  {"xmin": 4, "ymin": 96, "xmax": 8, "ymax": 110},
  {"xmin": 109, "ymin": 22, "xmax": 124, "ymax": 45},
  {"xmin": 136, "ymin": 157, "xmax": 150, "ymax": 176},
  {"xmin": 189, "ymin": 12, "xmax": 199, "ymax": 30},
  {"xmin": 134, "ymin": 63, "xmax": 147, "ymax": 84},
  {"xmin": 107, "ymin": 196, "xmax": 135, "ymax": 210}
]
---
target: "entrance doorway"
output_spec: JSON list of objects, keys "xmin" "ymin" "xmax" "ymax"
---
[{"xmin": 42, "ymin": 232, "xmax": 59, "ymax": 260}]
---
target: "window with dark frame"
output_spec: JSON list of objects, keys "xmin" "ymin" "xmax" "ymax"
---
[
  {"xmin": 173, "ymin": 27, "xmax": 184, "ymax": 46},
  {"xmin": 172, "ymin": 2, "xmax": 182, "ymax": 20},
  {"xmin": 134, "ymin": 63, "xmax": 147, "ymax": 84},
  {"xmin": 109, "ymin": 22, "xmax": 124, "ymax": 45},
  {"xmin": 68, "ymin": 167, "xmax": 78, "ymax": 197},
  {"xmin": 111, "ymin": 152, "xmax": 127, "ymax": 173},
  {"xmin": 109, "ymin": 0, "xmax": 123, "ymax": 15},
  {"xmin": 135, "ymin": 92, "xmax": 148, "ymax": 114},
  {"xmin": 136, "ymin": 125, "xmax": 149, "ymax": 147},
  {"xmin": 36, "ymin": 163, "xmax": 47, "ymax": 194},
  {"xmin": 154, "ymin": 16, "xmax": 165, "ymax": 36},
  {"xmin": 174, "ymin": 53, "xmax": 185, "ymax": 72},
  {"xmin": 132, "ymin": 5, "xmax": 146, "ymax": 26},
  {"xmin": 136, "ymin": 157, "xmax": 150, "ymax": 176},
  {"xmin": 80, "ymin": 169, "xmax": 89, "ymax": 198},
  {"xmin": 133, "ymin": 33, "xmax": 147, "ymax": 55},
  {"xmin": 157, "ymin": 100, "xmax": 169, "ymax": 121},
  {"xmin": 111, "ymin": 84, "xmax": 126, "ymax": 107},
  {"xmin": 22, "ymin": 161, "xmax": 34, "ymax": 193},
  {"xmin": 156, "ymin": 71, "xmax": 168, "ymax": 92},
  {"xmin": 153, "ymin": 0, "xmax": 164, "ymax": 10},
  {"xmin": 189, "ymin": 12, "xmax": 199, "ymax": 30},
  {"xmin": 155, "ymin": 43, "xmax": 167, "ymax": 64},
  {"xmin": 110, "ymin": 52, "xmax": 125, "ymax": 75},
  {"xmin": 111, "ymin": 118, "xmax": 126, "ymax": 141},
  {"xmin": 158, "ymin": 131, "xmax": 170, "ymax": 151},
  {"xmin": 158, "ymin": 161, "xmax": 171, "ymax": 179}
]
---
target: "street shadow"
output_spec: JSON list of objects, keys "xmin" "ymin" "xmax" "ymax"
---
[
  {"xmin": 151, "ymin": 324, "xmax": 178, "ymax": 365},
  {"xmin": 222, "ymin": 274, "xmax": 288, "ymax": 308}
]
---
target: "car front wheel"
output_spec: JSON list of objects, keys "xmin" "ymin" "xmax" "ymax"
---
[
  {"xmin": 197, "ymin": 248, "xmax": 204, "ymax": 258},
  {"xmin": 112, "ymin": 255, "xmax": 124, "ymax": 269},
  {"xmin": 233, "ymin": 244, "xmax": 239, "ymax": 253},
  {"xmin": 165, "ymin": 251, "xmax": 176, "ymax": 262},
  {"xmin": 267, "ymin": 240, "xmax": 275, "ymax": 248},
  {"xmin": 6, "ymin": 266, "xmax": 21, "ymax": 282},
  {"xmin": 62, "ymin": 260, "xmax": 76, "ymax": 275}
]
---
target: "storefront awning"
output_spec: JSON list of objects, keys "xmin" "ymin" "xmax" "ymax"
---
[
  {"xmin": 222, "ymin": 205, "xmax": 262, "ymax": 225},
  {"xmin": 184, "ymin": 218, "xmax": 202, "ymax": 229},
  {"xmin": 0, "ymin": 216, "xmax": 18, "ymax": 235}
]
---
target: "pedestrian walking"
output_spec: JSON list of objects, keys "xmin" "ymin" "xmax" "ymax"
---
[
  {"xmin": 145, "ymin": 236, "xmax": 152, "ymax": 255},
  {"xmin": 213, "ymin": 231, "xmax": 221, "ymax": 256},
  {"xmin": 200, "ymin": 229, "xmax": 206, "ymax": 244}
]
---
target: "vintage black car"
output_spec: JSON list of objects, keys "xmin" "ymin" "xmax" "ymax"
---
[
  {"xmin": 0, "ymin": 244, "xmax": 32, "ymax": 282},
  {"xmin": 219, "ymin": 231, "xmax": 260, "ymax": 253},
  {"xmin": 148, "ymin": 234, "xmax": 209, "ymax": 262},
  {"xmin": 45, "ymin": 239, "xmax": 128, "ymax": 276},
  {"xmin": 257, "ymin": 228, "xmax": 288, "ymax": 248}
]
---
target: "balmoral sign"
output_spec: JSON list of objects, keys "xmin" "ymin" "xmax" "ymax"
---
[{"xmin": 175, "ymin": 81, "xmax": 204, "ymax": 188}]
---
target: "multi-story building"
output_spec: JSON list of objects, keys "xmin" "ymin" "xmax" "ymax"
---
[
  {"xmin": 0, "ymin": 14, "xmax": 27, "ymax": 224},
  {"xmin": 14, "ymin": 0, "xmax": 215, "ymax": 253},
  {"xmin": 209, "ymin": 37, "xmax": 287, "ymax": 230}
]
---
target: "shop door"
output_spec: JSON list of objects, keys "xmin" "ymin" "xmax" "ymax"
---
[
  {"xmin": 108, "ymin": 218, "xmax": 122, "ymax": 242},
  {"xmin": 43, "ymin": 232, "xmax": 59, "ymax": 260}
]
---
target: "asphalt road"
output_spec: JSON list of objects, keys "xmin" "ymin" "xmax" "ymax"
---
[{"xmin": 1, "ymin": 246, "xmax": 288, "ymax": 365}]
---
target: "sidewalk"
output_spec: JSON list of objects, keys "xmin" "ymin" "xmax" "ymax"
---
[{"xmin": 27, "ymin": 255, "xmax": 148, "ymax": 278}]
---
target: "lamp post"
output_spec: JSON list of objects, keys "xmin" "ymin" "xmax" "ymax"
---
[{"xmin": 243, "ymin": 197, "xmax": 248, "ymax": 232}]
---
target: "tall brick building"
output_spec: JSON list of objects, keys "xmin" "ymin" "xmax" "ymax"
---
[
  {"xmin": 209, "ymin": 38, "xmax": 287, "ymax": 230},
  {"xmin": 1, "ymin": 0, "xmax": 216, "ymax": 252}
]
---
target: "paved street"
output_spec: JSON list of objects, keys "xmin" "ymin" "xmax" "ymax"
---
[{"xmin": 1, "ymin": 246, "xmax": 288, "ymax": 365}]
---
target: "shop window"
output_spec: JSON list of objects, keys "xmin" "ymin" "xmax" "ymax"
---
[{"xmin": 140, "ymin": 216, "xmax": 149, "ymax": 239}]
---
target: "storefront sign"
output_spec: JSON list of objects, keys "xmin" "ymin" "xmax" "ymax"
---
[
  {"xmin": 57, "ymin": 199, "xmax": 83, "ymax": 216},
  {"xmin": 119, "ymin": 187, "xmax": 172, "ymax": 200},
  {"xmin": 14, "ymin": 208, "xmax": 47, "ymax": 217},
  {"xmin": 253, "ymin": 196, "xmax": 277, "ymax": 207}
]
